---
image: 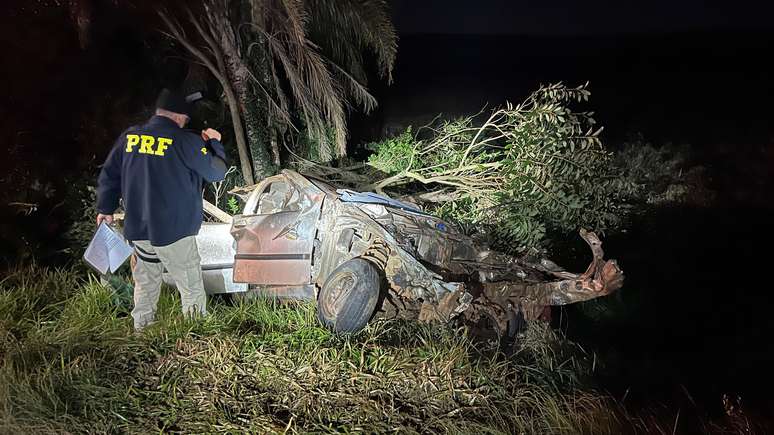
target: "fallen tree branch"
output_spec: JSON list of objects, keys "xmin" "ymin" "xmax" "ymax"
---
[
  {"xmin": 397, "ymin": 189, "xmax": 462, "ymax": 204},
  {"xmin": 203, "ymin": 199, "xmax": 232, "ymax": 223}
]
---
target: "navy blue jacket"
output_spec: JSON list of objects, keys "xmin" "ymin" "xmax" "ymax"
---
[{"xmin": 97, "ymin": 115, "xmax": 228, "ymax": 246}]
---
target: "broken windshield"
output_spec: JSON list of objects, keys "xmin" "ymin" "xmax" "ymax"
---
[{"xmin": 255, "ymin": 178, "xmax": 301, "ymax": 214}]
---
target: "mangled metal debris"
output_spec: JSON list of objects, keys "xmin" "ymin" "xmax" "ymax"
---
[{"xmin": 192, "ymin": 169, "xmax": 624, "ymax": 335}]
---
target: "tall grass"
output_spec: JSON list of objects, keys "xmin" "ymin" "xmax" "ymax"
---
[{"xmin": 2, "ymin": 264, "xmax": 625, "ymax": 433}]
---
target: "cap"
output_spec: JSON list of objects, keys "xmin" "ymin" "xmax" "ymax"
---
[{"xmin": 155, "ymin": 88, "xmax": 204, "ymax": 117}]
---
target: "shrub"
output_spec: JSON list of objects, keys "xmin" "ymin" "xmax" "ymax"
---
[
  {"xmin": 62, "ymin": 177, "xmax": 98, "ymax": 259},
  {"xmin": 613, "ymin": 136, "xmax": 715, "ymax": 207},
  {"xmin": 364, "ymin": 83, "xmax": 638, "ymax": 252}
]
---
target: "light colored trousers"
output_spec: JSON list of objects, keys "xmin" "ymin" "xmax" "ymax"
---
[{"xmin": 131, "ymin": 236, "xmax": 207, "ymax": 330}]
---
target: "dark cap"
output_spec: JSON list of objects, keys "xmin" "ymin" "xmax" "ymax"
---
[{"xmin": 155, "ymin": 88, "xmax": 204, "ymax": 117}]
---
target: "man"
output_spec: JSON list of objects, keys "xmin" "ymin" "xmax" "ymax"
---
[{"xmin": 96, "ymin": 88, "xmax": 228, "ymax": 330}]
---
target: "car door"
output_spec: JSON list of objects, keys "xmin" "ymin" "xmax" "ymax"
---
[
  {"xmin": 160, "ymin": 221, "xmax": 248, "ymax": 295},
  {"xmin": 231, "ymin": 174, "xmax": 323, "ymax": 285},
  {"xmin": 196, "ymin": 222, "xmax": 249, "ymax": 293}
]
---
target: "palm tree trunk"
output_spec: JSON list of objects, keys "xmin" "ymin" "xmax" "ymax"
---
[
  {"xmin": 158, "ymin": 8, "xmax": 256, "ymax": 185},
  {"xmin": 211, "ymin": 4, "xmax": 275, "ymax": 180},
  {"xmin": 222, "ymin": 82, "xmax": 256, "ymax": 184},
  {"xmin": 234, "ymin": 74, "xmax": 275, "ymax": 179}
]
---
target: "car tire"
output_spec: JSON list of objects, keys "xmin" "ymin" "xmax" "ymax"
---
[{"xmin": 317, "ymin": 258, "xmax": 381, "ymax": 333}]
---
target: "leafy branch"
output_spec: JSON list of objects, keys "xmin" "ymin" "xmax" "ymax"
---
[{"xmin": 304, "ymin": 83, "xmax": 639, "ymax": 251}]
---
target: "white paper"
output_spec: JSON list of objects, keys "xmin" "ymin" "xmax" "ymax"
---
[{"xmin": 83, "ymin": 222, "xmax": 133, "ymax": 274}]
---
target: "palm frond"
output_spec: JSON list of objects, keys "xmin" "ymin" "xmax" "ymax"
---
[
  {"xmin": 241, "ymin": 0, "xmax": 395, "ymax": 161},
  {"xmin": 306, "ymin": 0, "xmax": 398, "ymax": 83},
  {"xmin": 305, "ymin": 16, "xmax": 367, "ymax": 82},
  {"xmin": 263, "ymin": 2, "xmax": 346, "ymax": 160},
  {"xmin": 328, "ymin": 60, "xmax": 377, "ymax": 113}
]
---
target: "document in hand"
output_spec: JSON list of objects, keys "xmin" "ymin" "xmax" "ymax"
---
[{"xmin": 83, "ymin": 222, "xmax": 134, "ymax": 274}]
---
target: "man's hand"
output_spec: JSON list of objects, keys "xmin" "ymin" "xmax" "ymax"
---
[
  {"xmin": 201, "ymin": 128, "xmax": 222, "ymax": 142},
  {"xmin": 96, "ymin": 213, "xmax": 114, "ymax": 226}
]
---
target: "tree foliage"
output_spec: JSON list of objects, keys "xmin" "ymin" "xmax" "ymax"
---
[
  {"xmin": 161, "ymin": 0, "xmax": 397, "ymax": 183},
  {"xmin": 360, "ymin": 83, "xmax": 638, "ymax": 251},
  {"xmin": 613, "ymin": 136, "xmax": 715, "ymax": 207},
  {"xmin": 255, "ymin": 0, "xmax": 397, "ymax": 161}
]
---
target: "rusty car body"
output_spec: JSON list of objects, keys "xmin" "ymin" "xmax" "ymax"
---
[{"xmin": 185, "ymin": 169, "xmax": 624, "ymax": 335}]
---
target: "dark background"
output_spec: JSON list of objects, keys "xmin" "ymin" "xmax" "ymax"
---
[
  {"xmin": 372, "ymin": 4, "xmax": 774, "ymax": 424},
  {"xmin": 3, "ymin": 0, "xmax": 774, "ymax": 428}
]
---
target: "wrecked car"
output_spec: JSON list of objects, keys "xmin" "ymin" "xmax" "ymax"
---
[{"xmin": 180, "ymin": 169, "xmax": 623, "ymax": 336}]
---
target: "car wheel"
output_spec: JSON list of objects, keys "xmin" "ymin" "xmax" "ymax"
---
[{"xmin": 317, "ymin": 258, "xmax": 381, "ymax": 333}]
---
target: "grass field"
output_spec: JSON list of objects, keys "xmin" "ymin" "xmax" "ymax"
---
[{"xmin": 0, "ymin": 264, "xmax": 706, "ymax": 434}]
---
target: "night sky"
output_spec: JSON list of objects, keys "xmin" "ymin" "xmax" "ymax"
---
[{"xmin": 391, "ymin": 0, "xmax": 774, "ymax": 35}]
